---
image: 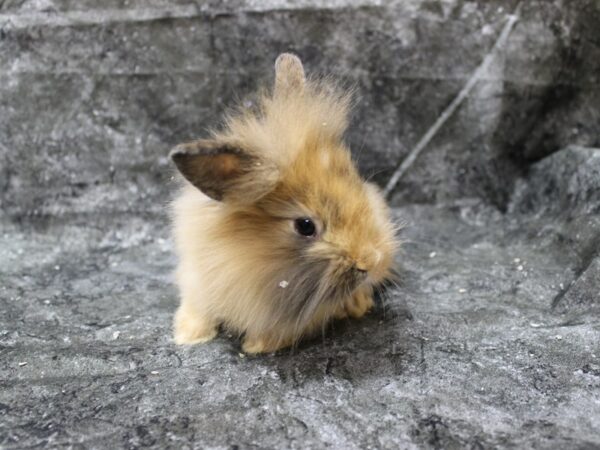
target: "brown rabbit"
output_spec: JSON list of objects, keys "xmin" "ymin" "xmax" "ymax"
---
[{"xmin": 170, "ymin": 54, "xmax": 398, "ymax": 353}]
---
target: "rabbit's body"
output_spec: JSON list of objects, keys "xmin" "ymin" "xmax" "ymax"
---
[{"xmin": 171, "ymin": 54, "xmax": 398, "ymax": 353}]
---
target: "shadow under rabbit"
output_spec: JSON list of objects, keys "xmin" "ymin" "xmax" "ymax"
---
[{"xmin": 219, "ymin": 291, "xmax": 415, "ymax": 385}]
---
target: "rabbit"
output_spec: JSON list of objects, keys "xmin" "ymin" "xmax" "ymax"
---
[{"xmin": 170, "ymin": 53, "xmax": 398, "ymax": 354}]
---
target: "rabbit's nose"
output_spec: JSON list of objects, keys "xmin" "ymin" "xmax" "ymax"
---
[
  {"xmin": 354, "ymin": 249, "xmax": 381, "ymax": 273},
  {"xmin": 353, "ymin": 264, "xmax": 368, "ymax": 276}
]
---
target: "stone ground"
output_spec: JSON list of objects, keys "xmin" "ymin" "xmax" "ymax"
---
[
  {"xmin": 1, "ymin": 148, "xmax": 599, "ymax": 448},
  {"xmin": 1, "ymin": 1, "xmax": 600, "ymax": 449}
]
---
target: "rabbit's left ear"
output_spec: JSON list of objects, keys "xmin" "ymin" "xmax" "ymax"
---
[
  {"xmin": 170, "ymin": 139, "xmax": 278, "ymax": 203},
  {"xmin": 274, "ymin": 53, "xmax": 305, "ymax": 97}
]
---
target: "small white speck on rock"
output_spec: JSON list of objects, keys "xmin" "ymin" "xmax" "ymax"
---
[
  {"xmin": 112, "ymin": 331, "xmax": 120, "ymax": 340},
  {"xmin": 517, "ymin": 265, "xmax": 524, "ymax": 271},
  {"xmin": 429, "ymin": 252, "xmax": 437, "ymax": 258},
  {"xmin": 18, "ymin": 362, "xmax": 27, "ymax": 367},
  {"xmin": 278, "ymin": 280, "xmax": 289, "ymax": 289},
  {"xmin": 150, "ymin": 370, "xmax": 159, "ymax": 375},
  {"xmin": 481, "ymin": 24, "xmax": 494, "ymax": 35},
  {"xmin": 458, "ymin": 288, "xmax": 467, "ymax": 293}
]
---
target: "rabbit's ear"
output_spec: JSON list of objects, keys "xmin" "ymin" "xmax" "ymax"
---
[
  {"xmin": 170, "ymin": 140, "xmax": 277, "ymax": 203},
  {"xmin": 274, "ymin": 53, "xmax": 305, "ymax": 96}
]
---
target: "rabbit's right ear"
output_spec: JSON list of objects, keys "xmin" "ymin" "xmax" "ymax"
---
[{"xmin": 170, "ymin": 140, "xmax": 278, "ymax": 203}]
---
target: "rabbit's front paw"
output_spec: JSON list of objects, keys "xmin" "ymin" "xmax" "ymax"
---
[
  {"xmin": 173, "ymin": 307, "xmax": 218, "ymax": 345},
  {"xmin": 343, "ymin": 290, "xmax": 374, "ymax": 319},
  {"xmin": 242, "ymin": 334, "xmax": 292, "ymax": 354}
]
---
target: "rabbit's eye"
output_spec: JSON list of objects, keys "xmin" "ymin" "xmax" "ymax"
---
[{"xmin": 294, "ymin": 218, "xmax": 316, "ymax": 237}]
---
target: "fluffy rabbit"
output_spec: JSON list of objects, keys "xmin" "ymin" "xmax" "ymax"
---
[{"xmin": 170, "ymin": 53, "xmax": 398, "ymax": 353}]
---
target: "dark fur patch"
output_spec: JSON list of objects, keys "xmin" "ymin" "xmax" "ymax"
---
[{"xmin": 267, "ymin": 257, "xmax": 362, "ymax": 342}]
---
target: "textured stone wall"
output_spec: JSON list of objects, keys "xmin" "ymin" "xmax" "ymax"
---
[{"xmin": 2, "ymin": 0, "xmax": 599, "ymax": 218}]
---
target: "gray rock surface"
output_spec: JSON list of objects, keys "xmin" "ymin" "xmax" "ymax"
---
[
  {"xmin": 1, "ymin": 1, "xmax": 599, "ymax": 448},
  {"xmin": 2, "ymin": 0, "xmax": 600, "ymax": 217}
]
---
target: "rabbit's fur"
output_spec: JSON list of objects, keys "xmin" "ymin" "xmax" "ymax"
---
[{"xmin": 170, "ymin": 54, "xmax": 398, "ymax": 353}]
